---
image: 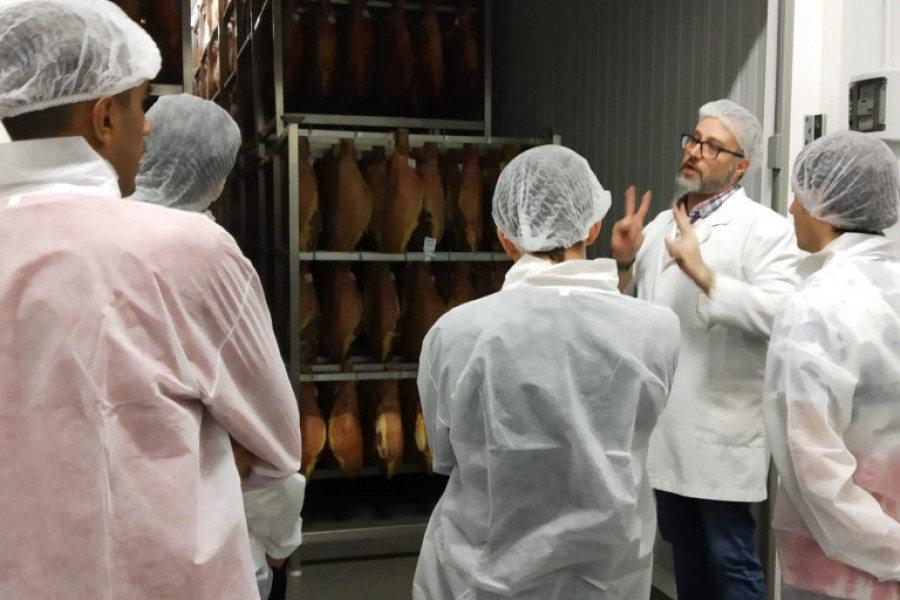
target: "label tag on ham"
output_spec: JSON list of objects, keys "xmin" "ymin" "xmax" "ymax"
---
[
  {"xmin": 408, "ymin": 158, "xmax": 417, "ymax": 169},
  {"xmin": 423, "ymin": 237, "xmax": 437, "ymax": 261},
  {"xmin": 328, "ymin": 13, "xmax": 337, "ymax": 25},
  {"xmin": 457, "ymin": 163, "xmax": 463, "ymax": 171},
  {"xmin": 308, "ymin": 155, "xmax": 315, "ymax": 166}
]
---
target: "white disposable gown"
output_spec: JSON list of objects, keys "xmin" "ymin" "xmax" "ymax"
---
[
  {"xmin": 0, "ymin": 138, "xmax": 302, "ymax": 600},
  {"xmin": 764, "ymin": 233, "xmax": 900, "ymax": 600},
  {"xmin": 244, "ymin": 473, "xmax": 306, "ymax": 600},
  {"xmin": 413, "ymin": 255, "xmax": 680, "ymax": 600}
]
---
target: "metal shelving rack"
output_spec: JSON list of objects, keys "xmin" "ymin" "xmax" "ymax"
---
[{"xmin": 190, "ymin": 0, "xmax": 561, "ymax": 579}]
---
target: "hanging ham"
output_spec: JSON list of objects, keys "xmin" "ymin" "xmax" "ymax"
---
[
  {"xmin": 299, "ymin": 263, "xmax": 320, "ymax": 363},
  {"xmin": 322, "ymin": 265, "xmax": 364, "ymax": 362},
  {"xmin": 346, "ymin": 0, "xmax": 374, "ymax": 107},
  {"xmin": 366, "ymin": 146, "xmax": 389, "ymax": 251},
  {"xmin": 447, "ymin": 262, "xmax": 477, "ymax": 308},
  {"xmin": 382, "ymin": 130, "xmax": 424, "ymax": 253},
  {"xmin": 326, "ymin": 139, "xmax": 373, "ymax": 252},
  {"xmin": 373, "ymin": 380, "xmax": 404, "ymax": 478},
  {"xmin": 401, "ymin": 380, "xmax": 432, "ymax": 473},
  {"xmin": 456, "ymin": 144, "xmax": 483, "ymax": 251},
  {"xmin": 283, "ymin": 0, "xmax": 305, "ymax": 109},
  {"xmin": 401, "ymin": 263, "xmax": 447, "ymax": 360},
  {"xmin": 363, "ymin": 265, "xmax": 401, "ymax": 362},
  {"xmin": 298, "ymin": 137, "xmax": 321, "ymax": 251},
  {"xmin": 380, "ymin": 0, "xmax": 414, "ymax": 113},
  {"xmin": 313, "ymin": 0, "xmax": 338, "ymax": 106},
  {"xmin": 328, "ymin": 382, "xmax": 364, "ymax": 478},
  {"xmin": 417, "ymin": 142, "xmax": 446, "ymax": 245},
  {"xmin": 415, "ymin": 0, "xmax": 444, "ymax": 114},
  {"xmin": 300, "ymin": 383, "xmax": 326, "ymax": 478},
  {"xmin": 445, "ymin": 0, "xmax": 480, "ymax": 115}
]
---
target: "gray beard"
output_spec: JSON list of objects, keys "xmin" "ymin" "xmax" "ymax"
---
[{"xmin": 675, "ymin": 166, "xmax": 736, "ymax": 195}]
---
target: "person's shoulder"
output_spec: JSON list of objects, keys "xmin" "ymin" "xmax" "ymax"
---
[{"xmin": 112, "ymin": 201, "xmax": 248, "ymax": 275}]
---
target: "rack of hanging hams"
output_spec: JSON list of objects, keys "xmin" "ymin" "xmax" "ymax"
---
[
  {"xmin": 294, "ymin": 129, "xmax": 543, "ymax": 480},
  {"xmin": 274, "ymin": 0, "xmax": 483, "ymax": 120}
]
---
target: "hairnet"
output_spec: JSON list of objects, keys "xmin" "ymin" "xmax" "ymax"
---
[
  {"xmin": 131, "ymin": 94, "xmax": 242, "ymax": 213},
  {"xmin": 791, "ymin": 131, "xmax": 900, "ymax": 232},
  {"xmin": 0, "ymin": 0, "xmax": 161, "ymax": 118},
  {"xmin": 492, "ymin": 145, "xmax": 611, "ymax": 252},
  {"xmin": 698, "ymin": 99, "xmax": 763, "ymax": 163}
]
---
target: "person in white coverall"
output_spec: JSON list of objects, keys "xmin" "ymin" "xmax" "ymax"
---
[
  {"xmin": 0, "ymin": 2, "xmax": 302, "ymax": 599},
  {"xmin": 412, "ymin": 144, "xmax": 681, "ymax": 600},
  {"xmin": 612, "ymin": 99, "xmax": 803, "ymax": 600},
  {"xmin": 130, "ymin": 93, "xmax": 305, "ymax": 600},
  {"xmin": 763, "ymin": 131, "xmax": 900, "ymax": 600}
]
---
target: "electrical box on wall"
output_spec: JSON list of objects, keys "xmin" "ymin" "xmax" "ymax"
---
[{"xmin": 849, "ymin": 70, "xmax": 900, "ymax": 140}]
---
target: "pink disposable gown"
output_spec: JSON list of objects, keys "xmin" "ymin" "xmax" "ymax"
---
[{"xmin": 0, "ymin": 138, "xmax": 302, "ymax": 600}]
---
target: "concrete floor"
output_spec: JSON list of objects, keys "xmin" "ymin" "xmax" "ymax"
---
[{"xmin": 286, "ymin": 555, "xmax": 675, "ymax": 599}]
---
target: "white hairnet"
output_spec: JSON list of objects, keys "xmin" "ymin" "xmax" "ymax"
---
[
  {"xmin": 131, "ymin": 94, "xmax": 242, "ymax": 213},
  {"xmin": 492, "ymin": 145, "xmax": 611, "ymax": 252},
  {"xmin": 791, "ymin": 131, "xmax": 900, "ymax": 232},
  {"xmin": 699, "ymin": 99, "xmax": 763, "ymax": 163},
  {"xmin": 0, "ymin": 0, "xmax": 161, "ymax": 118}
]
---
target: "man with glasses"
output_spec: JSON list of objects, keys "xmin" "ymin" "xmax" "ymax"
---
[{"xmin": 611, "ymin": 99, "xmax": 802, "ymax": 600}]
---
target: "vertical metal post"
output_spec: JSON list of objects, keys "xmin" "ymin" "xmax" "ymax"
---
[
  {"xmin": 483, "ymin": 0, "xmax": 493, "ymax": 138},
  {"xmin": 183, "ymin": 0, "xmax": 194, "ymax": 93},
  {"xmin": 272, "ymin": 0, "xmax": 286, "ymax": 138},
  {"xmin": 771, "ymin": 0, "xmax": 794, "ymax": 217},
  {"xmin": 286, "ymin": 123, "xmax": 301, "ymax": 392}
]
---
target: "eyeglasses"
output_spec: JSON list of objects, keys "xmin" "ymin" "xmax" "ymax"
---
[{"xmin": 681, "ymin": 134, "xmax": 745, "ymax": 160}]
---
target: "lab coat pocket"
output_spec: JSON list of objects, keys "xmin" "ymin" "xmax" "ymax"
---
[{"xmin": 706, "ymin": 379, "xmax": 765, "ymax": 447}]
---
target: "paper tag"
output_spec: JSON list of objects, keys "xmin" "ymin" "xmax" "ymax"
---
[
  {"xmin": 308, "ymin": 155, "xmax": 315, "ymax": 166},
  {"xmin": 423, "ymin": 237, "xmax": 437, "ymax": 261},
  {"xmin": 304, "ymin": 273, "xmax": 313, "ymax": 283},
  {"xmin": 457, "ymin": 163, "xmax": 463, "ymax": 172},
  {"xmin": 408, "ymin": 158, "xmax": 417, "ymax": 169},
  {"xmin": 328, "ymin": 13, "xmax": 337, "ymax": 25}
]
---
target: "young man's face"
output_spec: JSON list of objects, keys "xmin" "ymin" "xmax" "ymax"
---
[{"xmin": 106, "ymin": 82, "xmax": 151, "ymax": 197}]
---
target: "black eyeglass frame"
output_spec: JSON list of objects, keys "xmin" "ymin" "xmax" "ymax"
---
[{"xmin": 680, "ymin": 134, "xmax": 745, "ymax": 159}]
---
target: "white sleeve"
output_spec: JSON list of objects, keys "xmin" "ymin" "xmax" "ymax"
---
[
  {"xmin": 418, "ymin": 328, "xmax": 455, "ymax": 475},
  {"xmin": 764, "ymin": 313, "xmax": 900, "ymax": 581},
  {"xmin": 704, "ymin": 214, "xmax": 801, "ymax": 339},
  {"xmin": 243, "ymin": 473, "xmax": 306, "ymax": 560},
  {"xmin": 186, "ymin": 233, "xmax": 302, "ymax": 489}
]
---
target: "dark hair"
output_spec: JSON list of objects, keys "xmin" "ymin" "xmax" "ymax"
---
[
  {"xmin": 2, "ymin": 104, "xmax": 78, "ymax": 140},
  {"xmin": 530, "ymin": 241, "xmax": 585, "ymax": 263},
  {"xmin": 2, "ymin": 92, "xmax": 133, "ymax": 141}
]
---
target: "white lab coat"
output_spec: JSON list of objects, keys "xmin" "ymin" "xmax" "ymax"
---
[
  {"xmin": 244, "ymin": 473, "xmax": 306, "ymax": 600},
  {"xmin": 0, "ymin": 137, "xmax": 302, "ymax": 600},
  {"xmin": 413, "ymin": 255, "xmax": 680, "ymax": 600},
  {"xmin": 764, "ymin": 233, "xmax": 900, "ymax": 599},
  {"xmin": 631, "ymin": 187, "xmax": 802, "ymax": 501}
]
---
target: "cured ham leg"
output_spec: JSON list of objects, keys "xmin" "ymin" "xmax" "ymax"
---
[
  {"xmin": 380, "ymin": 0, "xmax": 414, "ymax": 113},
  {"xmin": 363, "ymin": 265, "xmax": 401, "ymax": 362},
  {"xmin": 313, "ymin": 0, "xmax": 338, "ymax": 106},
  {"xmin": 299, "ymin": 263, "xmax": 320, "ymax": 363},
  {"xmin": 327, "ymin": 139, "xmax": 373, "ymax": 252},
  {"xmin": 298, "ymin": 137, "xmax": 321, "ymax": 251},
  {"xmin": 328, "ymin": 382, "xmax": 364, "ymax": 478},
  {"xmin": 300, "ymin": 383, "xmax": 326, "ymax": 478},
  {"xmin": 373, "ymin": 380, "xmax": 404, "ymax": 478},
  {"xmin": 346, "ymin": 0, "xmax": 374, "ymax": 106},
  {"xmin": 401, "ymin": 264, "xmax": 447, "ymax": 360},
  {"xmin": 323, "ymin": 265, "xmax": 363, "ymax": 362},
  {"xmin": 382, "ymin": 130, "xmax": 424, "ymax": 253}
]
